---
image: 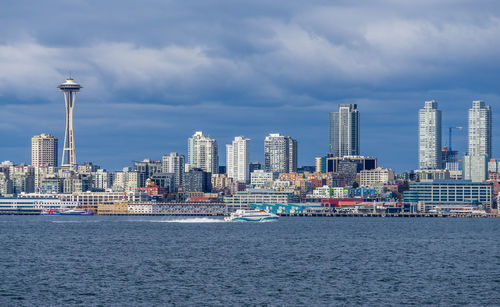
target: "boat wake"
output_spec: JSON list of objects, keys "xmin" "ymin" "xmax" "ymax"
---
[{"xmin": 151, "ymin": 217, "xmax": 225, "ymax": 223}]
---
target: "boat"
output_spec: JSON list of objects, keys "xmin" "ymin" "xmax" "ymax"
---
[
  {"xmin": 40, "ymin": 208, "xmax": 90, "ymax": 215},
  {"xmin": 224, "ymin": 209, "xmax": 279, "ymax": 222},
  {"xmin": 59, "ymin": 208, "xmax": 90, "ymax": 215},
  {"xmin": 40, "ymin": 209, "xmax": 61, "ymax": 215}
]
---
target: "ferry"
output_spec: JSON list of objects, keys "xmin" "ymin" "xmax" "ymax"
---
[
  {"xmin": 0, "ymin": 197, "xmax": 80, "ymax": 215},
  {"xmin": 224, "ymin": 209, "xmax": 279, "ymax": 222}
]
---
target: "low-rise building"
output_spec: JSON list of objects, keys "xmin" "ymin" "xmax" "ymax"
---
[
  {"xmin": 360, "ymin": 168, "xmax": 395, "ymax": 187},
  {"xmin": 403, "ymin": 180, "xmax": 493, "ymax": 211},
  {"xmin": 223, "ymin": 189, "xmax": 296, "ymax": 209}
]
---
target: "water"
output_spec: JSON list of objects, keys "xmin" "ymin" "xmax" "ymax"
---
[{"xmin": 0, "ymin": 216, "xmax": 499, "ymax": 305}]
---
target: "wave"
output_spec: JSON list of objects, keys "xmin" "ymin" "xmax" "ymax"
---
[{"xmin": 151, "ymin": 217, "xmax": 225, "ymax": 223}]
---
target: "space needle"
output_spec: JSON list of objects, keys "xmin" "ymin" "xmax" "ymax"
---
[{"xmin": 58, "ymin": 77, "xmax": 82, "ymax": 170}]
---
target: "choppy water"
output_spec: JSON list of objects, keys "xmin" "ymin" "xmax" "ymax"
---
[{"xmin": 0, "ymin": 216, "xmax": 499, "ymax": 305}]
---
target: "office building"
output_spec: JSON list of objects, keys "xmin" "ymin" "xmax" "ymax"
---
[
  {"xmin": 226, "ymin": 136, "xmax": 250, "ymax": 183},
  {"xmin": 419, "ymin": 100, "xmax": 442, "ymax": 170},
  {"xmin": 359, "ymin": 168, "xmax": 395, "ymax": 187},
  {"xmin": 188, "ymin": 131, "xmax": 218, "ymax": 174},
  {"xmin": 162, "ymin": 152, "xmax": 185, "ymax": 188},
  {"xmin": 184, "ymin": 168, "xmax": 212, "ymax": 193},
  {"xmin": 403, "ymin": 180, "xmax": 493, "ymax": 211},
  {"xmin": 31, "ymin": 134, "xmax": 58, "ymax": 168},
  {"xmin": 330, "ymin": 104, "xmax": 360, "ymax": 157},
  {"xmin": 264, "ymin": 133, "xmax": 297, "ymax": 173},
  {"xmin": 464, "ymin": 101, "xmax": 492, "ymax": 182}
]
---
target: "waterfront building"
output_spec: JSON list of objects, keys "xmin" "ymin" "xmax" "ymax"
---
[
  {"xmin": 58, "ymin": 77, "xmax": 82, "ymax": 170},
  {"xmin": 250, "ymin": 170, "xmax": 278, "ymax": 187},
  {"xmin": 419, "ymin": 100, "xmax": 442, "ymax": 170},
  {"xmin": 31, "ymin": 134, "xmax": 58, "ymax": 168},
  {"xmin": 223, "ymin": 189, "xmax": 296, "ymax": 209},
  {"xmin": 161, "ymin": 152, "xmax": 185, "ymax": 188},
  {"xmin": 264, "ymin": 133, "xmax": 297, "ymax": 173},
  {"xmin": 403, "ymin": 180, "xmax": 493, "ymax": 211},
  {"xmin": 359, "ymin": 168, "xmax": 395, "ymax": 187},
  {"xmin": 226, "ymin": 136, "xmax": 250, "ymax": 183},
  {"xmin": 464, "ymin": 101, "xmax": 492, "ymax": 182},
  {"xmin": 20, "ymin": 191, "xmax": 149, "ymax": 210},
  {"xmin": 0, "ymin": 197, "xmax": 79, "ymax": 214},
  {"xmin": 330, "ymin": 104, "xmax": 360, "ymax": 157},
  {"xmin": 184, "ymin": 168, "xmax": 212, "ymax": 193},
  {"xmin": 188, "ymin": 131, "xmax": 219, "ymax": 174}
]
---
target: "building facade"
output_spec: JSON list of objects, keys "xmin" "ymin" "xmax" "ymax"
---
[
  {"xmin": 226, "ymin": 136, "xmax": 250, "ymax": 183},
  {"xmin": 32, "ymin": 134, "xmax": 58, "ymax": 168},
  {"xmin": 464, "ymin": 101, "xmax": 492, "ymax": 182},
  {"xmin": 419, "ymin": 100, "xmax": 442, "ymax": 170},
  {"xmin": 188, "ymin": 131, "xmax": 218, "ymax": 174},
  {"xmin": 162, "ymin": 152, "xmax": 185, "ymax": 188},
  {"xmin": 264, "ymin": 133, "xmax": 297, "ymax": 173},
  {"xmin": 403, "ymin": 180, "xmax": 493, "ymax": 210},
  {"xmin": 359, "ymin": 168, "xmax": 395, "ymax": 187},
  {"xmin": 330, "ymin": 104, "xmax": 360, "ymax": 157}
]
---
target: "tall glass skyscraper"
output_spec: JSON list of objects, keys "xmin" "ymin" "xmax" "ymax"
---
[
  {"xmin": 419, "ymin": 100, "xmax": 442, "ymax": 170},
  {"xmin": 329, "ymin": 104, "xmax": 360, "ymax": 157},
  {"xmin": 464, "ymin": 101, "xmax": 492, "ymax": 182}
]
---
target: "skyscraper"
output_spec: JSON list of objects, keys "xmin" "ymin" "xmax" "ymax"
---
[
  {"xmin": 162, "ymin": 152, "xmax": 185, "ymax": 188},
  {"xmin": 226, "ymin": 136, "xmax": 250, "ymax": 183},
  {"xmin": 419, "ymin": 100, "xmax": 442, "ymax": 170},
  {"xmin": 264, "ymin": 133, "xmax": 298, "ymax": 173},
  {"xmin": 187, "ymin": 131, "xmax": 218, "ymax": 174},
  {"xmin": 330, "ymin": 104, "xmax": 360, "ymax": 157},
  {"xmin": 464, "ymin": 101, "xmax": 492, "ymax": 182},
  {"xmin": 58, "ymin": 77, "xmax": 82, "ymax": 170},
  {"xmin": 468, "ymin": 101, "xmax": 492, "ymax": 157},
  {"xmin": 31, "ymin": 134, "xmax": 58, "ymax": 168}
]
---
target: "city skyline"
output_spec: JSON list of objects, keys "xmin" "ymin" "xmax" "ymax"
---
[{"xmin": 0, "ymin": 1, "xmax": 499, "ymax": 171}]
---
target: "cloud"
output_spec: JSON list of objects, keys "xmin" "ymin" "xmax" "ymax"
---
[{"xmin": 0, "ymin": 1, "xmax": 499, "ymax": 170}]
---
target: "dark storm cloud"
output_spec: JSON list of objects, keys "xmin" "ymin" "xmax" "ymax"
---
[{"xmin": 0, "ymin": 0, "xmax": 499, "ymax": 170}]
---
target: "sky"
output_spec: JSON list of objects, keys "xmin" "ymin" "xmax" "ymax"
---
[{"xmin": 0, "ymin": 0, "xmax": 499, "ymax": 172}]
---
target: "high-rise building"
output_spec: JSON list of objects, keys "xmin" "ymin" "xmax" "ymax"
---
[
  {"xmin": 419, "ymin": 100, "xmax": 442, "ymax": 170},
  {"xmin": 31, "ymin": 134, "xmax": 58, "ymax": 168},
  {"xmin": 187, "ymin": 131, "xmax": 218, "ymax": 174},
  {"xmin": 58, "ymin": 77, "xmax": 82, "ymax": 170},
  {"xmin": 330, "ymin": 104, "xmax": 360, "ymax": 157},
  {"xmin": 264, "ymin": 134, "xmax": 298, "ymax": 174},
  {"xmin": 161, "ymin": 152, "xmax": 185, "ymax": 188},
  {"xmin": 464, "ymin": 101, "xmax": 492, "ymax": 182},
  {"xmin": 226, "ymin": 136, "xmax": 250, "ymax": 183},
  {"xmin": 468, "ymin": 101, "xmax": 492, "ymax": 157}
]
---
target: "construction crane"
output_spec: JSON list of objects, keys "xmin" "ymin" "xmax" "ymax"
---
[{"xmin": 448, "ymin": 126, "xmax": 463, "ymax": 163}]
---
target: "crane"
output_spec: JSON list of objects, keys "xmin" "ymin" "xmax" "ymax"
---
[{"xmin": 448, "ymin": 126, "xmax": 463, "ymax": 163}]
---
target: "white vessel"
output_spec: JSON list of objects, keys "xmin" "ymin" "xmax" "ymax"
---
[{"xmin": 224, "ymin": 209, "xmax": 279, "ymax": 222}]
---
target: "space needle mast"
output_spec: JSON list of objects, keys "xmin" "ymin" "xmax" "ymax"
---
[{"xmin": 58, "ymin": 77, "xmax": 82, "ymax": 170}]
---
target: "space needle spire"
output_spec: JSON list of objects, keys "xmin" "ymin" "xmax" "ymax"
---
[{"xmin": 58, "ymin": 77, "xmax": 82, "ymax": 170}]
